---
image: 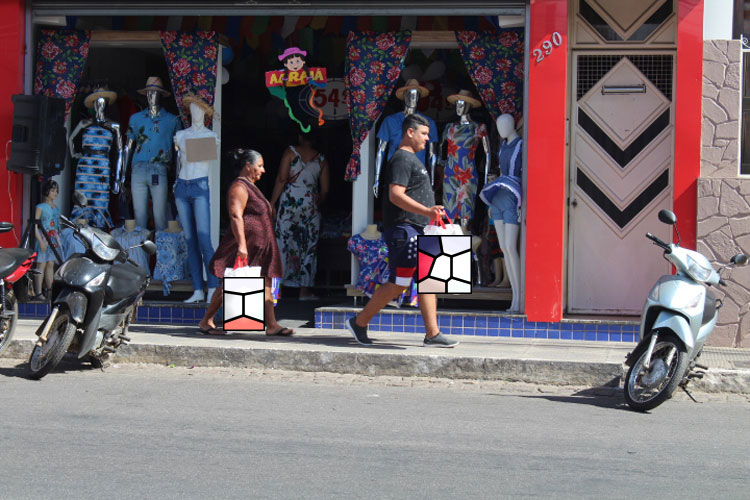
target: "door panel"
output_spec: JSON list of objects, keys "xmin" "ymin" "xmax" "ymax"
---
[{"xmin": 568, "ymin": 54, "xmax": 673, "ymax": 314}]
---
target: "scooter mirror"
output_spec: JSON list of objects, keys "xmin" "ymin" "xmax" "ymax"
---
[
  {"xmin": 141, "ymin": 240, "xmax": 157, "ymax": 256},
  {"xmin": 72, "ymin": 191, "xmax": 88, "ymax": 207},
  {"xmin": 730, "ymin": 253, "xmax": 749, "ymax": 266},
  {"xmin": 658, "ymin": 209, "xmax": 677, "ymax": 225},
  {"xmin": 0, "ymin": 222, "xmax": 13, "ymax": 233}
]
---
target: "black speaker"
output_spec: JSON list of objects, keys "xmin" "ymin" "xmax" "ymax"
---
[{"xmin": 8, "ymin": 94, "xmax": 67, "ymax": 177}]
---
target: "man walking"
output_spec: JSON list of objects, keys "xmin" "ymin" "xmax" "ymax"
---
[{"xmin": 347, "ymin": 114, "xmax": 458, "ymax": 347}]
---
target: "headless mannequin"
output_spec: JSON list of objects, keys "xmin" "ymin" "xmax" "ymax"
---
[
  {"xmin": 440, "ymin": 99, "xmax": 490, "ymax": 232},
  {"xmin": 68, "ymin": 97, "xmax": 124, "ymax": 194},
  {"xmin": 373, "ymin": 89, "xmax": 436, "ymax": 197},
  {"xmin": 175, "ymin": 103, "xmax": 218, "ymax": 304},
  {"xmin": 360, "ymin": 224, "xmax": 382, "ymax": 241},
  {"xmin": 493, "ymin": 114, "xmax": 521, "ymax": 312},
  {"xmin": 167, "ymin": 220, "xmax": 182, "ymax": 233},
  {"xmin": 76, "ymin": 218, "xmax": 88, "ymax": 227},
  {"xmin": 124, "ymin": 219, "xmax": 137, "ymax": 232}
]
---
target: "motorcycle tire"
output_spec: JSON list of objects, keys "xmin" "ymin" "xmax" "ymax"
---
[
  {"xmin": 624, "ymin": 332, "xmax": 688, "ymax": 412},
  {"xmin": 28, "ymin": 312, "xmax": 76, "ymax": 380},
  {"xmin": 0, "ymin": 290, "xmax": 18, "ymax": 356}
]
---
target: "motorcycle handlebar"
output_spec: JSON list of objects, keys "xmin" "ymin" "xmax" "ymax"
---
[{"xmin": 646, "ymin": 232, "xmax": 668, "ymax": 247}]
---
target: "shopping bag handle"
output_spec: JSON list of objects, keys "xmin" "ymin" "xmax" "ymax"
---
[
  {"xmin": 233, "ymin": 255, "xmax": 249, "ymax": 269},
  {"xmin": 431, "ymin": 216, "xmax": 447, "ymax": 229}
]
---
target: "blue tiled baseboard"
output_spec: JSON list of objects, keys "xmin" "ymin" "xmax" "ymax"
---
[
  {"xmin": 19, "ymin": 302, "xmax": 207, "ymax": 325},
  {"xmin": 315, "ymin": 307, "xmax": 639, "ymax": 343}
]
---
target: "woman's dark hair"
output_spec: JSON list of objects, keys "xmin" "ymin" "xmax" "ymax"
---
[
  {"xmin": 229, "ymin": 148, "xmax": 262, "ymax": 173},
  {"xmin": 41, "ymin": 179, "xmax": 59, "ymax": 198}
]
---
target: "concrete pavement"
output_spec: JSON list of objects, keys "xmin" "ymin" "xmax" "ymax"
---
[{"xmin": 4, "ymin": 319, "xmax": 750, "ymax": 392}]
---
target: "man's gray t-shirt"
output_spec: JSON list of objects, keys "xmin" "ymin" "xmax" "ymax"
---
[{"xmin": 383, "ymin": 148, "xmax": 435, "ymax": 229}]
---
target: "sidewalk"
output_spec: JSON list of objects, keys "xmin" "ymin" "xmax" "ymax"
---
[{"xmin": 5, "ymin": 319, "xmax": 750, "ymax": 393}]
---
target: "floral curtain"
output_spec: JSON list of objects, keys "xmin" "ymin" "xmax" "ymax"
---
[
  {"xmin": 455, "ymin": 30, "xmax": 524, "ymax": 123},
  {"xmin": 160, "ymin": 31, "xmax": 219, "ymax": 127},
  {"xmin": 344, "ymin": 31, "xmax": 411, "ymax": 182},
  {"xmin": 33, "ymin": 29, "xmax": 91, "ymax": 118}
]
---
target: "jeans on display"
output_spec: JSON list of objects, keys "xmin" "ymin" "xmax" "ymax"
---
[
  {"xmin": 174, "ymin": 176, "xmax": 219, "ymax": 290},
  {"xmin": 131, "ymin": 162, "xmax": 170, "ymax": 231}
]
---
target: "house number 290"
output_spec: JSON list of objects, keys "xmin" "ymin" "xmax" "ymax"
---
[{"xmin": 533, "ymin": 32, "xmax": 563, "ymax": 64}]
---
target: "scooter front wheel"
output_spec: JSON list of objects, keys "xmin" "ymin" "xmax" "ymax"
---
[
  {"xmin": 28, "ymin": 312, "xmax": 76, "ymax": 380},
  {"xmin": 624, "ymin": 332, "xmax": 688, "ymax": 412}
]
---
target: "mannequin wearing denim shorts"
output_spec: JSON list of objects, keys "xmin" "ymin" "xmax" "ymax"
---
[
  {"xmin": 479, "ymin": 114, "xmax": 522, "ymax": 312},
  {"xmin": 174, "ymin": 100, "xmax": 220, "ymax": 303},
  {"xmin": 125, "ymin": 80, "xmax": 181, "ymax": 232}
]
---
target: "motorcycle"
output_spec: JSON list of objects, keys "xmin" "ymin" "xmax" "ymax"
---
[
  {"xmin": 28, "ymin": 208, "xmax": 156, "ymax": 379},
  {"xmin": 624, "ymin": 209, "xmax": 748, "ymax": 411},
  {"xmin": 0, "ymin": 222, "xmax": 37, "ymax": 356}
]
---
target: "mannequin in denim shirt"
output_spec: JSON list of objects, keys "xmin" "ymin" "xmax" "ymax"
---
[
  {"xmin": 125, "ymin": 77, "xmax": 181, "ymax": 232},
  {"xmin": 173, "ymin": 95, "xmax": 220, "ymax": 303}
]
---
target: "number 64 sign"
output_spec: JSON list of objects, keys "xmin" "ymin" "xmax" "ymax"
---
[{"xmin": 533, "ymin": 32, "xmax": 563, "ymax": 64}]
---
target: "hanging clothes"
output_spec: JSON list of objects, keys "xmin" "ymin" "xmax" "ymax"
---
[
  {"xmin": 153, "ymin": 230, "xmax": 190, "ymax": 295},
  {"xmin": 59, "ymin": 227, "xmax": 86, "ymax": 262},
  {"xmin": 347, "ymin": 234, "xmax": 418, "ymax": 307},
  {"xmin": 274, "ymin": 145, "xmax": 322, "ymax": 288},
  {"xmin": 442, "ymin": 121, "xmax": 488, "ymax": 222},
  {"xmin": 111, "ymin": 226, "xmax": 152, "ymax": 276},
  {"xmin": 71, "ymin": 124, "xmax": 115, "ymax": 228}
]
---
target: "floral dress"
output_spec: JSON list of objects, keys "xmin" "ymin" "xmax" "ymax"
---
[
  {"xmin": 71, "ymin": 125, "xmax": 114, "ymax": 228},
  {"xmin": 274, "ymin": 146, "xmax": 322, "ymax": 288},
  {"xmin": 442, "ymin": 121, "xmax": 488, "ymax": 222},
  {"xmin": 347, "ymin": 234, "xmax": 418, "ymax": 307},
  {"xmin": 153, "ymin": 230, "xmax": 190, "ymax": 295}
]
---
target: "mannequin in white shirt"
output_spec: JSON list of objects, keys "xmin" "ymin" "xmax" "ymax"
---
[{"xmin": 174, "ymin": 96, "xmax": 220, "ymax": 303}]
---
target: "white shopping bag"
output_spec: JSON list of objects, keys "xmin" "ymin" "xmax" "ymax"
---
[
  {"xmin": 423, "ymin": 217, "xmax": 464, "ymax": 236},
  {"xmin": 224, "ymin": 256, "xmax": 261, "ymax": 278}
]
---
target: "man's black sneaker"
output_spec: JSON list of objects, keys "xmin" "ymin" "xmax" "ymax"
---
[
  {"xmin": 423, "ymin": 332, "xmax": 459, "ymax": 347},
  {"xmin": 346, "ymin": 317, "xmax": 372, "ymax": 346}
]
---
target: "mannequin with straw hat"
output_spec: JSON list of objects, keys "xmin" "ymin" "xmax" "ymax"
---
[
  {"xmin": 440, "ymin": 89, "xmax": 490, "ymax": 233},
  {"xmin": 68, "ymin": 87, "xmax": 123, "ymax": 229},
  {"xmin": 373, "ymin": 79, "xmax": 438, "ymax": 198},
  {"xmin": 125, "ymin": 76, "xmax": 181, "ymax": 233}
]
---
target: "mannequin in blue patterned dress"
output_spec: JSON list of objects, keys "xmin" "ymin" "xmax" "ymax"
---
[
  {"xmin": 67, "ymin": 88, "xmax": 124, "ymax": 229},
  {"xmin": 33, "ymin": 179, "xmax": 62, "ymax": 299}
]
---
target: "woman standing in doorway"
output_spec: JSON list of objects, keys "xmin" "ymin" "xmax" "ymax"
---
[{"xmin": 270, "ymin": 133, "xmax": 330, "ymax": 300}]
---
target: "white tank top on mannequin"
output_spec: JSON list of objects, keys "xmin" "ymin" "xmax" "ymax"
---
[{"xmin": 174, "ymin": 126, "xmax": 220, "ymax": 180}]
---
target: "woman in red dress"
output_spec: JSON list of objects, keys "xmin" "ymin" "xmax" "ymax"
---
[{"xmin": 198, "ymin": 149, "xmax": 294, "ymax": 336}]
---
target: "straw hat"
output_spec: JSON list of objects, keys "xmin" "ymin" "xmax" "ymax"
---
[
  {"xmin": 395, "ymin": 79, "xmax": 429, "ymax": 100},
  {"xmin": 138, "ymin": 76, "xmax": 171, "ymax": 97},
  {"xmin": 446, "ymin": 89, "xmax": 482, "ymax": 108},
  {"xmin": 181, "ymin": 92, "xmax": 214, "ymax": 118},
  {"xmin": 83, "ymin": 88, "xmax": 117, "ymax": 108}
]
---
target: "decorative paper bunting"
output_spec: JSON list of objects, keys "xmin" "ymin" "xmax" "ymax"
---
[
  {"xmin": 224, "ymin": 16, "xmax": 242, "ymax": 43},
  {"xmin": 296, "ymin": 16, "xmax": 313, "ymax": 29},
  {"xmin": 165, "ymin": 16, "xmax": 181, "ymax": 31},
  {"xmin": 311, "ymin": 16, "xmax": 328, "ymax": 30},
  {"xmin": 281, "ymin": 16, "xmax": 298, "ymax": 38},
  {"xmin": 197, "ymin": 16, "xmax": 212, "ymax": 31},
  {"xmin": 372, "ymin": 17, "xmax": 387, "ymax": 32},
  {"xmin": 325, "ymin": 16, "xmax": 343, "ymax": 35}
]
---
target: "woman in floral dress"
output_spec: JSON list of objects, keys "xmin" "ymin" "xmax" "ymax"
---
[{"xmin": 271, "ymin": 134, "xmax": 330, "ymax": 300}]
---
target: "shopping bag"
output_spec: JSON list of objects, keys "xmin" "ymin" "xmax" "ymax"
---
[
  {"xmin": 224, "ymin": 256, "xmax": 261, "ymax": 278},
  {"xmin": 422, "ymin": 217, "xmax": 464, "ymax": 236}
]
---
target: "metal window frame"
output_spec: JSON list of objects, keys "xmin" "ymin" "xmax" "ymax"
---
[{"xmin": 741, "ymin": 35, "xmax": 750, "ymax": 176}]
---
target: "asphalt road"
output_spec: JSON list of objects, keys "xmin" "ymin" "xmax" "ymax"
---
[{"xmin": 1, "ymin": 359, "xmax": 748, "ymax": 500}]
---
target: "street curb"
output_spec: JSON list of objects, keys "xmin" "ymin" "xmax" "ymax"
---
[{"xmin": 5, "ymin": 339, "xmax": 749, "ymax": 393}]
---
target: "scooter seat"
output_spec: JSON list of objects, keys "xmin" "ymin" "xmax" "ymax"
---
[{"xmin": 0, "ymin": 248, "xmax": 33, "ymax": 279}]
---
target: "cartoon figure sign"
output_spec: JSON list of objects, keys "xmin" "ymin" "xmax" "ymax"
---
[{"xmin": 266, "ymin": 47, "xmax": 327, "ymax": 133}]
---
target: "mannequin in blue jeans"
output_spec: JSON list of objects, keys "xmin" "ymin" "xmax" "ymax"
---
[
  {"xmin": 174, "ymin": 94, "xmax": 220, "ymax": 303},
  {"xmin": 125, "ymin": 77, "xmax": 181, "ymax": 231}
]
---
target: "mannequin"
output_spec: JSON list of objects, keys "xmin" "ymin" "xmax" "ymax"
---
[
  {"xmin": 373, "ymin": 79, "xmax": 438, "ymax": 197},
  {"xmin": 76, "ymin": 218, "xmax": 88, "ymax": 227},
  {"xmin": 124, "ymin": 219, "xmax": 137, "ymax": 232},
  {"xmin": 479, "ymin": 114, "xmax": 522, "ymax": 311},
  {"xmin": 111, "ymin": 219, "xmax": 151, "ymax": 276},
  {"xmin": 174, "ymin": 94, "xmax": 219, "ymax": 303},
  {"xmin": 440, "ymin": 90, "xmax": 490, "ymax": 232},
  {"xmin": 68, "ymin": 88, "xmax": 123, "ymax": 228},
  {"xmin": 167, "ymin": 220, "xmax": 182, "ymax": 233},
  {"xmin": 33, "ymin": 179, "xmax": 62, "ymax": 299},
  {"xmin": 360, "ymin": 224, "xmax": 381, "ymax": 241},
  {"xmin": 125, "ymin": 77, "xmax": 181, "ymax": 232},
  {"xmin": 154, "ymin": 219, "xmax": 189, "ymax": 296}
]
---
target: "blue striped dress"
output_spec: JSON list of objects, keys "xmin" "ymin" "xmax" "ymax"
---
[{"xmin": 71, "ymin": 125, "xmax": 114, "ymax": 228}]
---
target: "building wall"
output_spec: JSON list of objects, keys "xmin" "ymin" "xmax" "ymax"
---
[{"xmin": 699, "ymin": 39, "xmax": 750, "ymax": 347}]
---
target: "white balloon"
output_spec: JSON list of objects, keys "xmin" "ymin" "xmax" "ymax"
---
[
  {"xmin": 422, "ymin": 61, "xmax": 446, "ymax": 81},
  {"xmin": 221, "ymin": 67, "xmax": 230, "ymax": 85}
]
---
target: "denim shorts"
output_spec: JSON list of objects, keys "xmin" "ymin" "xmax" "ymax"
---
[
  {"xmin": 489, "ymin": 189, "xmax": 519, "ymax": 225},
  {"xmin": 384, "ymin": 223, "xmax": 422, "ymax": 287}
]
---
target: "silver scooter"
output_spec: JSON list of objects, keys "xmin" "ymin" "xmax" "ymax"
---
[{"xmin": 624, "ymin": 209, "xmax": 748, "ymax": 411}]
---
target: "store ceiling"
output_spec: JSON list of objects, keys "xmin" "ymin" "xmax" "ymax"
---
[{"xmin": 32, "ymin": 1, "xmax": 526, "ymax": 16}]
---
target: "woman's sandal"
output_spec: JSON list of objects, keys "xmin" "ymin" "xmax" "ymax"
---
[
  {"xmin": 266, "ymin": 327, "xmax": 294, "ymax": 336},
  {"xmin": 198, "ymin": 327, "xmax": 227, "ymax": 336}
]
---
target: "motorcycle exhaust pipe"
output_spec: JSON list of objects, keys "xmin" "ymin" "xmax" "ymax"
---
[
  {"xmin": 36, "ymin": 306, "xmax": 60, "ymax": 346},
  {"xmin": 643, "ymin": 332, "xmax": 659, "ymax": 370}
]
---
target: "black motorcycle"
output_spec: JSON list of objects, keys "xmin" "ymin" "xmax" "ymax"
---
[{"xmin": 28, "ymin": 209, "xmax": 155, "ymax": 379}]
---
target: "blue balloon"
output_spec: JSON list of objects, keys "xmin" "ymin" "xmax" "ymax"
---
[{"xmin": 221, "ymin": 45, "xmax": 234, "ymax": 65}]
